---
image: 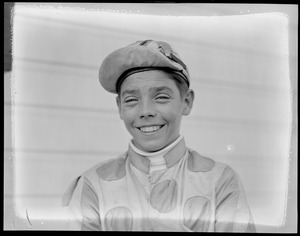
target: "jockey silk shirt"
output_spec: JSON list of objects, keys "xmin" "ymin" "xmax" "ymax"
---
[{"xmin": 62, "ymin": 136, "xmax": 256, "ymax": 232}]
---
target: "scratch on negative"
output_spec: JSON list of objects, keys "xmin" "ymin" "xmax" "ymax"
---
[
  {"xmin": 12, "ymin": 218, "xmax": 16, "ymax": 228},
  {"xmin": 26, "ymin": 208, "xmax": 33, "ymax": 227}
]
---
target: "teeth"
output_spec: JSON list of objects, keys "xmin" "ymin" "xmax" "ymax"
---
[{"xmin": 140, "ymin": 125, "xmax": 162, "ymax": 133}]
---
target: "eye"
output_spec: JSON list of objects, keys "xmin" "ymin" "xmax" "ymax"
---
[
  {"xmin": 155, "ymin": 94, "xmax": 170, "ymax": 101},
  {"xmin": 124, "ymin": 97, "xmax": 138, "ymax": 103}
]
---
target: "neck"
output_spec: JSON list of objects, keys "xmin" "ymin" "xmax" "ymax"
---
[
  {"xmin": 129, "ymin": 135, "xmax": 184, "ymax": 173},
  {"xmin": 129, "ymin": 135, "xmax": 184, "ymax": 157}
]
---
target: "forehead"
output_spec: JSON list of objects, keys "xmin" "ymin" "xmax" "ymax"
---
[{"xmin": 119, "ymin": 70, "xmax": 179, "ymax": 94}]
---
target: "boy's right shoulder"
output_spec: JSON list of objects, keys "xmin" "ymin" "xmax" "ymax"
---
[
  {"xmin": 62, "ymin": 153, "xmax": 128, "ymax": 207},
  {"xmin": 82, "ymin": 152, "xmax": 128, "ymax": 181}
]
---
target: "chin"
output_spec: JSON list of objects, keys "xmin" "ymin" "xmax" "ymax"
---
[{"xmin": 137, "ymin": 141, "xmax": 165, "ymax": 152}]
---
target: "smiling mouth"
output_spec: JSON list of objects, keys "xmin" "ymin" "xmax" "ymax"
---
[{"xmin": 137, "ymin": 125, "xmax": 165, "ymax": 134}]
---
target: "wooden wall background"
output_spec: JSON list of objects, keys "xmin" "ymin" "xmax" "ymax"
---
[{"xmin": 4, "ymin": 3, "xmax": 297, "ymax": 232}]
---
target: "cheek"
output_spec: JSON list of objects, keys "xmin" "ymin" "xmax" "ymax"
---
[
  {"xmin": 163, "ymin": 110, "xmax": 182, "ymax": 127},
  {"xmin": 121, "ymin": 115, "xmax": 135, "ymax": 135},
  {"xmin": 120, "ymin": 108, "xmax": 135, "ymax": 126},
  {"xmin": 163, "ymin": 103, "xmax": 184, "ymax": 122}
]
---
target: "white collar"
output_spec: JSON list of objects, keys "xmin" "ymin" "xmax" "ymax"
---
[{"xmin": 129, "ymin": 135, "xmax": 184, "ymax": 173}]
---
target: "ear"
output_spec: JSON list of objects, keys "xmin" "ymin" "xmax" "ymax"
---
[
  {"xmin": 182, "ymin": 89, "xmax": 195, "ymax": 116},
  {"xmin": 116, "ymin": 96, "xmax": 123, "ymax": 120}
]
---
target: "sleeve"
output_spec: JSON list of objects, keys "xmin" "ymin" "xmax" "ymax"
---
[
  {"xmin": 214, "ymin": 166, "xmax": 256, "ymax": 232},
  {"xmin": 62, "ymin": 176, "xmax": 102, "ymax": 231}
]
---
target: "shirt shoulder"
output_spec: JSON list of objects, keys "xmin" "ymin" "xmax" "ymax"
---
[
  {"xmin": 62, "ymin": 152, "xmax": 127, "ymax": 206},
  {"xmin": 186, "ymin": 148, "xmax": 239, "ymax": 183},
  {"xmin": 80, "ymin": 152, "xmax": 127, "ymax": 180},
  {"xmin": 187, "ymin": 148, "xmax": 224, "ymax": 173}
]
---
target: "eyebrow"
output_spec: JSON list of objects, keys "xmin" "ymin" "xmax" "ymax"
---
[
  {"xmin": 121, "ymin": 86, "xmax": 174, "ymax": 97},
  {"xmin": 150, "ymin": 86, "xmax": 174, "ymax": 94},
  {"xmin": 121, "ymin": 88, "xmax": 140, "ymax": 98}
]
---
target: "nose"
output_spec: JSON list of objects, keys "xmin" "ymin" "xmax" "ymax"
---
[{"xmin": 139, "ymin": 99, "xmax": 157, "ymax": 119}]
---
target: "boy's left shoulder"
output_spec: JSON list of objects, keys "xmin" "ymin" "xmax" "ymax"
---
[
  {"xmin": 187, "ymin": 148, "xmax": 233, "ymax": 173},
  {"xmin": 187, "ymin": 148, "xmax": 217, "ymax": 172},
  {"xmin": 187, "ymin": 148, "xmax": 242, "ymax": 183}
]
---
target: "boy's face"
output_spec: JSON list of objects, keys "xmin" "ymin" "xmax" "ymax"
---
[{"xmin": 116, "ymin": 70, "xmax": 194, "ymax": 152}]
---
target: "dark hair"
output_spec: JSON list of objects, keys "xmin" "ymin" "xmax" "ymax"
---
[{"xmin": 172, "ymin": 74, "xmax": 189, "ymax": 100}]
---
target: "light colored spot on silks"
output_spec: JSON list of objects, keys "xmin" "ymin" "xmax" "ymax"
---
[
  {"xmin": 150, "ymin": 179, "xmax": 178, "ymax": 213},
  {"xmin": 104, "ymin": 206, "xmax": 133, "ymax": 231},
  {"xmin": 183, "ymin": 196, "xmax": 211, "ymax": 232},
  {"xmin": 96, "ymin": 158, "xmax": 126, "ymax": 181}
]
